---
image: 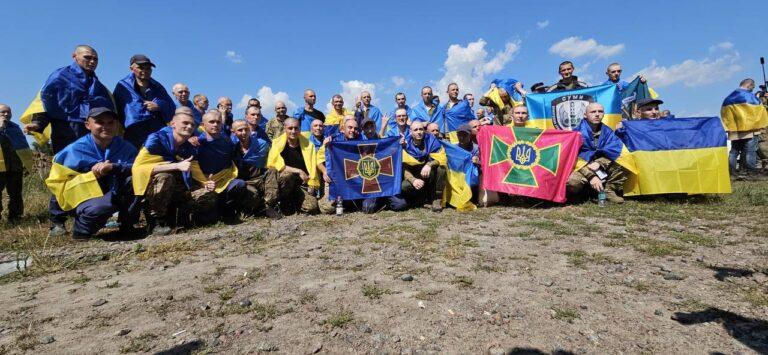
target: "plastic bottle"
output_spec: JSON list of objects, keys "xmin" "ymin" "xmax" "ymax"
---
[
  {"xmin": 335, "ymin": 196, "xmax": 344, "ymax": 215},
  {"xmin": 598, "ymin": 191, "xmax": 606, "ymax": 207}
]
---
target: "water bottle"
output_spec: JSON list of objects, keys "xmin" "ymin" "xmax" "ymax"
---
[
  {"xmin": 335, "ymin": 196, "xmax": 344, "ymax": 216},
  {"xmin": 598, "ymin": 191, "xmax": 606, "ymax": 207}
]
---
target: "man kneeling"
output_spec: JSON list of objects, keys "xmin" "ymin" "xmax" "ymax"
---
[
  {"xmin": 567, "ymin": 103, "xmax": 627, "ymax": 203},
  {"xmin": 231, "ymin": 120, "xmax": 281, "ymax": 219},
  {"xmin": 45, "ymin": 108, "xmax": 139, "ymax": 239},
  {"xmin": 132, "ymin": 111, "xmax": 217, "ymax": 235},
  {"xmin": 266, "ymin": 118, "xmax": 320, "ymax": 215}
]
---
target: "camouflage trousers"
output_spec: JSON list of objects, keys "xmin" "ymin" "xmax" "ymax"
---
[
  {"xmin": 242, "ymin": 168, "xmax": 279, "ymax": 214},
  {"xmin": 271, "ymin": 171, "xmax": 319, "ymax": 215},
  {"xmin": 144, "ymin": 172, "xmax": 216, "ymax": 221},
  {"xmin": 567, "ymin": 162, "xmax": 626, "ymax": 196}
]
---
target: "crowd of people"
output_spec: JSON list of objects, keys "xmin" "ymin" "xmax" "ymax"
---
[{"xmin": 0, "ymin": 45, "xmax": 766, "ymax": 240}]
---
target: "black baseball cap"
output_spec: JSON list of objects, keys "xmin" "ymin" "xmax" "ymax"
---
[
  {"xmin": 88, "ymin": 107, "xmax": 117, "ymax": 119},
  {"xmin": 636, "ymin": 98, "xmax": 664, "ymax": 108},
  {"xmin": 130, "ymin": 54, "xmax": 156, "ymax": 67}
]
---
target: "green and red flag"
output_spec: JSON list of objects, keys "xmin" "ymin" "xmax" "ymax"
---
[{"xmin": 478, "ymin": 126, "xmax": 582, "ymax": 203}]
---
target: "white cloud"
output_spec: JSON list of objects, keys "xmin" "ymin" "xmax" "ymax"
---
[
  {"xmin": 225, "ymin": 50, "xmax": 243, "ymax": 64},
  {"xmin": 709, "ymin": 41, "xmax": 734, "ymax": 53},
  {"xmin": 435, "ymin": 39, "xmax": 521, "ymax": 100},
  {"xmin": 235, "ymin": 86, "xmax": 296, "ymax": 116},
  {"xmin": 548, "ymin": 36, "xmax": 624, "ymax": 59},
  {"xmin": 536, "ymin": 20, "xmax": 549, "ymax": 29},
  {"xmin": 325, "ymin": 80, "xmax": 378, "ymax": 112},
  {"xmin": 635, "ymin": 48, "xmax": 742, "ymax": 88},
  {"xmin": 391, "ymin": 76, "xmax": 406, "ymax": 87}
]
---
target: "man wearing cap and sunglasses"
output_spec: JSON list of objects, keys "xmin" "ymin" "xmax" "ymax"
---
[{"xmin": 114, "ymin": 54, "xmax": 175, "ymax": 148}]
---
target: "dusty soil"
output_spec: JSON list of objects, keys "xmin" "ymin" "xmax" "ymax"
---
[{"xmin": 0, "ymin": 195, "xmax": 766, "ymax": 354}]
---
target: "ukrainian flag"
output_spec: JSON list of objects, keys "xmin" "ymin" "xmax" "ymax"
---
[
  {"xmin": 483, "ymin": 87, "xmax": 524, "ymax": 112},
  {"xmin": 266, "ymin": 133, "xmax": 320, "ymax": 188},
  {"xmin": 191, "ymin": 134, "xmax": 239, "ymax": 194},
  {"xmin": 440, "ymin": 141, "xmax": 478, "ymax": 211},
  {"xmin": 525, "ymin": 84, "xmax": 622, "ymax": 130},
  {"xmin": 620, "ymin": 117, "xmax": 731, "ymax": 196},
  {"xmin": 0, "ymin": 121, "xmax": 33, "ymax": 173},
  {"xmin": 720, "ymin": 89, "xmax": 768, "ymax": 132},
  {"xmin": 444, "ymin": 99, "xmax": 475, "ymax": 143},
  {"xmin": 19, "ymin": 92, "xmax": 52, "ymax": 146}
]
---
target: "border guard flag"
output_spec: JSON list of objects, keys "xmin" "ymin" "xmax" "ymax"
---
[
  {"xmin": 478, "ymin": 125, "xmax": 581, "ymax": 203},
  {"xmin": 720, "ymin": 88, "xmax": 768, "ymax": 133},
  {"xmin": 525, "ymin": 84, "xmax": 622, "ymax": 130},
  {"xmin": 327, "ymin": 136, "xmax": 402, "ymax": 200},
  {"xmin": 620, "ymin": 117, "xmax": 731, "ymax": 196}
]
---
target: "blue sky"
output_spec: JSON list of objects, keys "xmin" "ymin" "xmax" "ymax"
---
[{"xmin": 1, "ymin": 0, "xmax": 766, "ymax": 122}]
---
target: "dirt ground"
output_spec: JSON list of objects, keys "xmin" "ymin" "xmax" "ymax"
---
[{"xmin": 0, "ymin": 182, "xmax": 767, "ymax": 354}]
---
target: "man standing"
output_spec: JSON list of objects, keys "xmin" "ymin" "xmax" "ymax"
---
[
  {"xmin": 0, "ymin": 104, "xmax": 31, "ymax": 223},
  {"xmin": 355, "ymin": 91, "xmax": 383, "ymax": 130},
  {"xmin": 634, "ymin": 98, "xmax": 665, "ymax": 119},
  {"xmin": 172, "ymin": 83, "xmax": 202, "ymax": 126},
  {"xmin": 411, "ymin": 86, "xmax": 445, "ymax": 132},
  {"xmin": 402, "ymin": 121, "xmax": 446, "ymax": 212},
  {"xmin": 193, "ymin": 94, "xmax": 209, "ymax": 117},
  {"xmin": 383, "ymin": 108, "xmax": 411, "ymax": 140},
  {"xmin": 479, "ymin": 86, "xmax": 514, "ymax": 125},
  {"xmin": 45, "ymin": 108, "xmax": 138, "ymax": 238},
  {"xmin": 722, "ymin": 79, "xmax": 767, "ymax": 175},
  {"xmin": 231, "ymin": 120, "xmax": 281, "ymax": 219},
  {"xmin": 325, "ymin": 94, "xmax": 353, "ymax": 135},
  {"xmin": 445, "ymin": 83, "xmax": 461, "ymax": 110},
  {"xmin": 382, "ymin": 92, "xmax": 414, "ymax": 134},
  {"xmin": 293, "ymin": 89, "xmax": 326, "ymax": 134},
  {"xmin": 567, "ymin": 103, "xmax": 627, "ymax": 203},
  {"xmin": 194, "ymin": 111, "xmax": 247, "ymax": 223},
  {"xmin": 114, "ymin": 54, "xmax": 175, "ymax": 148},
  {"xmin": 216, "ymin": 97, "xmax": 234, "ymax": 130},
  {"xmin": 265, "ymin": 118, "xmax": 320, "ymax": 215},
  {"xmin": 510, "ymin": 106, "xmax": 530, "ymax": 127},
  {"xmin": 547, "ymin": 61, "xmax": 587, "ymax": 92},
  {"xmin": 266, "ymin": 101, "xmax": 290, "ymax": 140},
  {"xmin": 243, "ymin": 105, "xmax": 268, "ymax": 139},
  {"xmin": 464, "ymin": 93, "xmax": 475, "ymax": 108},
  {"xmin": 603, "ymin": 63, "xmax": 646, "ymax": 91},
  {"xmin": 426, "ymin": 123, "xmax": 441, "ymax": 139},
  {"xmin": 22, "ymin": 45, "xmax": 114, "ymax": 236},
  {"xmin": 132, "ymin": 112, "xmax": 217, "ymax": 236}
]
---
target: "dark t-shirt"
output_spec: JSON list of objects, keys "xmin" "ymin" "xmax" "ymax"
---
[
  {"xmin": 0, "ymin": 130, "xmax": 22, "ymax": 172},
  {"xmin": 305, "ymin": 109, "xmax": 326, "ymax": 123},
  {"xmin": 281, "ymin": 144, "xmax": 307, "ymax": 174}
]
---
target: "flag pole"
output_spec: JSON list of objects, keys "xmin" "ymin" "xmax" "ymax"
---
[{"xmin": 761, "ymin": 57, "xmax": 767, "ymax": 92}]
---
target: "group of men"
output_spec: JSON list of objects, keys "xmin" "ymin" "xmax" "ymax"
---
[{"xmin": 0, "ymin": 44, "xmax": 764, "ymax": 240}]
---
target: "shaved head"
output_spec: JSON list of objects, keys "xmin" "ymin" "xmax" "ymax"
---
[{"xmin": 73, "ymin": 45, "xmax": 98, "ymax": 73}]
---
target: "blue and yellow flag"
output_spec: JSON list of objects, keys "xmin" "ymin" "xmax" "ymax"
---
[
  {"xmin": 575, "ymin": 119, "xmax": 637, "ymax": 174},
  {"xmin": 440, "ymin": 141, "xmax": 478, "ymax": 211},
  {"xmin": 266, "ymin": 133, "xmax": 320, "ymax": 188},
  {"xmin": 720, "ymin": 88, "xmax": 768, "ymax": 132},
  {"xmin": 0, "ymin": 121, "xmax": 33, "ymax": 172},
  {"xmin": 619, "ymin": 117, "xmax": 731, "ymax": 196},
  {"xmin": 444, "ymin": 99, "xmax": 475, "ymax": 143},
  {"xmin": 619, "ymin": 77, "xmax": 653, "ymax": 119},
  {"xmin": 326, "ymin": 136, "xmax": 402, "ymax": 201},
  {"xmin": 132, "ymin": 126, "xmax": 196, "ymax": 196},
  {"xmin": 46, "ymin": 134, "xmax": 137, "ymax": 211},
  {"xmin": 491, "ymin": 78, "xmax": 524, "ymax": 102},
  {"xmin": 402, "ymin": 134, "xmax": 446, "ymax": 166},
  {"xmin": 411, "ymin": 101, "xmax": 446, "ymax": 132},
  {"xmin": 191, "ymin": 133, "xmax": 238, "ymax": 194},
  {"xmin": 525, "ymin": 84, "xmax": 622, "ymax": 130}
]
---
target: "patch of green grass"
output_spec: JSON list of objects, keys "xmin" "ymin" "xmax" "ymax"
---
[
  {"xmin": 671, "ymin": 231, "xmax": 717, "ymax": 248},
  {"xmin": 562, "ymin": 249, "xmax": 619, "ymax": 268},
  {"xmin": 451, "ymin": 275, "xmax": 474, "ymax": 289},
  {"xmin": 523, "ymin": 219, "xmax": 574, "ymax": 237},
  {"xmin": 135, "ymin": 241, "xmax": 198, "ymax": 264},
  {"xmin": 447, "ymin": 236, "xmax": 479, "ymax": 248},
  {"xmin": 71, "ymin": 274, "xmax": 91, "ymax": 284},
  {"xmin": 414, "ymin": 289, "xmax": 442, "ymax": 300},
  {"xmin": 628, "ymin": 237, "xmax": 688, "ymax": 257},
  {"xmin": 104, "ymin": 280, "xmax": 120, "ymax": 288},
  {"xmin": 472, "ymin": 261, "xmax": 505, "ymax": 273},
  {"xmin": 218, "ymin": 288, "xmax": 235, "ymax": 301},
  {"xmin": 673, "ymin": 299, "xmax": 710, "ymax": 312},
  {"xmin": 120, "ymin": 332, "xmax": 158, "ymax": 353},
  {"xmin": 299, "ymin": 290, "xmax": 317, "ymax": 305},
  {"xmin": 743, "ymin": 287, "xmax": 768, "ymax": 307},
  {"xmin": 324, "ymin": 310, "xmax": 354, "ymax": 328},
  {"xmin": 551, "ymin": 307, "xmax": 580, "ymax": 322},
  {"xmin": 362, "ymin": 284, "xmax": 391, "ymax": 299}
]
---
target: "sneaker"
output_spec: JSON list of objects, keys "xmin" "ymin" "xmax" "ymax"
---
[
  {"xmin": 264, "ymin": 206, "xmax": 283, "ymax": 220},
  {"xmin": 49, "ymin": 223, "xmax": 67, "ymax": 238},
  {"xmin": 150, "ymin": 225, "xmax": 173, "ymax": 236},
  {"xmin": 605, "ymin": 190, "xmax": 625, "ymax": 204},
  {"xmin": 431, "ymin": 199, "xmax": 443, "ymax": 212}
]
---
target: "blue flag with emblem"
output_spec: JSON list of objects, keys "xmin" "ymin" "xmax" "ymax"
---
[{"xmin": 326, "ymin": 136, "xmax": 402, "ymax": 200}]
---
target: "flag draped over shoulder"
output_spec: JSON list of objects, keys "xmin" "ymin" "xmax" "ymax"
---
[
  {"xmin": 114, "ymin": 73, "xmax": 175, "ymax": 129},
  {"xmin": 575, "ymin": 119, "xmax": 637, "ymax": 174},
  {"xmin": 491, "ymin": 78, "xmax": 524, "ymax": 102},
  {"xmin": 444, "ymin": 99, "xmax": 476, "ymax": 143},
  {"xmin": 525, "ymin": 84, "xmax": 622, "ymax": 130},
  {"xmin": 191, "ymin": 134, "xmax": 238, "ymax": 194},
  {"xmin": 478, "ymin": 125, "xmax": 581, "ymax": 203},
  {"xmin": 720, "ymin": 89, "xmax": 768, "ymax": 132},
  {"xmin": 440, "ymin": 141, "xmax": 478, "ymax": 211},
  {"xmin": 46, "ymin": 135, "xmax": 137, "ymax": 211},
  {"xmin": 0, "ymin": 122, "xmax": 33, "ymax": 172},
  {"xmin": 411, "ymin": 102, "xmax": 445, "ymax": 132},
  {"xmin": 620, "ymin": 117, "xmax": 731, "ymax": 196},
  {"xmin": 326, "ymin": 136, "xmax": 402, "ymax": 200},
  {"xmin": 266, "ymin": 133, "xmax": 320, "ymax": 188},
  {"xmin": 132, "ymin": 127, "xmax": 196, "ymax": 196}
]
